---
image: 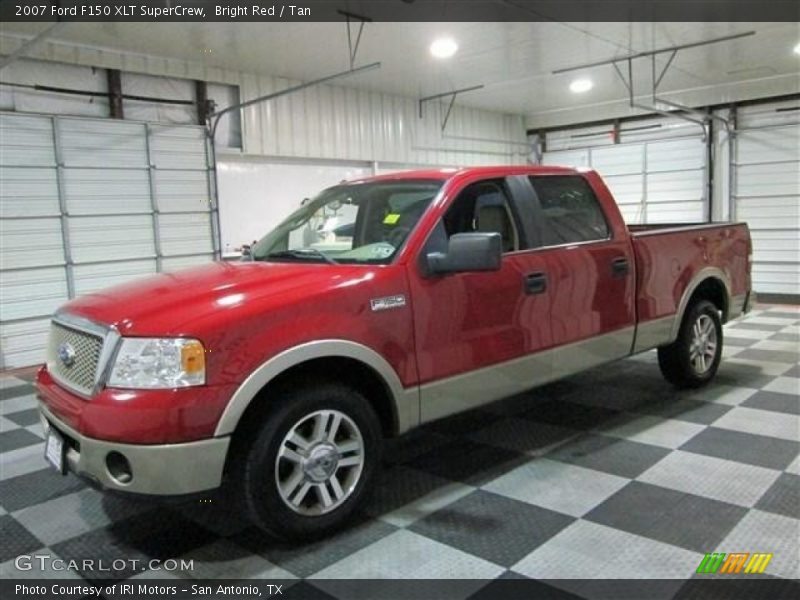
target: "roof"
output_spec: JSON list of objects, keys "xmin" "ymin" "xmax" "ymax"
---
[{"xmin": 351, "ymin": 165, "xmax": 584, "ymax": 184}]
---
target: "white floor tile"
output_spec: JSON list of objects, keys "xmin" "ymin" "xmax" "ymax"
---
[
  {"xmin": 716, "ymin": 510, "xmax": 800, "ymax": 580},
  {"xmin": 12, "ymin": 488, "xmax": 150, "ymax": 546},
  {"xmin": 312, "ymin": 529, "xmax": 504, "ymax": 580},
  {"xmin": 637, "ymin": 451, "xmax": 781, "ymax": 507},
  {"xmin": 713, "ymin": 406, "xmax": 800, "ymax": 442},
  {"xmin": 483, "ymin": 459, "xmax": 629, "ymax": 517},
  {"xmin": 761, "ymin": 377, "xmax": 800, "ymax": 396},
  {"xmin": 595, "ymin": 414, "xmax": 705, "ymax": 449},
  {"xmin": 512, "ymin": 520, "xmax": 702, "ymax": 579},
  {"xmin": 0, "ymin": 443, "xmax": 46, "ymax": 481}
]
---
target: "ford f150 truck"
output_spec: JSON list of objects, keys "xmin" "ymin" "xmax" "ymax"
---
[{"xmin": 37, "ymin": 166, "xmax": 753, "ymax": 539}]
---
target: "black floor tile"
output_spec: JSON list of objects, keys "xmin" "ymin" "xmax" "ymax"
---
[
  {"xmin": 0, "ymin": 468, "xmax": 86, "ymax": 512},
  {"xmin": 522, "ymin": 399, "xmax": 620, "ymax": 430},
  {"xmin": 470, "ymin": 572, "xmax": 584, "ymax": 600},
  {"xmin": 742, "ymin": 391, "xmax": 799, "ymax": 416},
  {"xmin": 0, "ymin": 515, "xmax": 45, "ymax": 562},
  {"xmin": 468, "ymin": 417, "xmax": 579, "ymax": 455},
  {"xmin": 51, "ymin": 508, "xmax": 217, "ymax": 582},
  {"xmin": 547, "ymin": 433, "xmax": 670, "ymax": 478},
  {"xmin": 770, "ymin": 334, "xmax": 800, "ymax": 345},
  {"xmin": 0, "ymin": 384, "xmax": 35, "ymax": 402},
  {"xmin": 409, "ymin": 490, "xmax": 575, "ymax": 567},
  {"xmin": 680, "ymin": 427, "xmax": 799, "ymax": 471},
  {"xmin": 728, "ymin": 322, "xmax": 784, "ymax": 332},
  {"xmin": 232, "ymin": 517, "xmax": 396, "ymax": 579},
  {"xmin": 755, "ymin": 473, "xmax": 800, "ymax": 520},
  {"xmin": 586, "ymin": 481, "xmax": 747, "ymax": 553},
  {"xmin": 423, "ymin": 409, "xmax": 502, "ymax": 436},
  {"xmin": 723, "ymin": 336, "xmax": 760, "ymax": 347},
  {"xmin": 634, "ymin": 397, "xmax": 732, "ymax": 425},
  {"xmin": 735, "ymin": 348, "xmax": 799, "ymax": 364},
  {"xmin": 383, "ymin": 428, "xmax": 452, "ymax": 465},
  {"xmin": 5, "ymin": 408, "xmax": 42, "ymax": 427},
  {"xmin": 0, "ymin": 429, "xmax": 42, "ymax": 453},
  {"xmin": 407, "ymin": 438, "xmax": 525, "ymax": 486},
  {"xmin": 363, "ymin": 465, "xmax": 456, "ymax": 516},
  {"xmin": 780, "ymin": 364, "xmax": 800, "ymax": 378}
]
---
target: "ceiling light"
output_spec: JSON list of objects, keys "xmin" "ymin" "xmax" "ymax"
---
[
  {"xmin": 569, "ymin": 78, "xmax": 593, "ymax": 93},
  {"xmin": 794, "ymin": 42, "xmax": 800, "ymax": 55},
  {"xmin": 430, "ymin": 37, "xmax": 458, "ymax": 59}
]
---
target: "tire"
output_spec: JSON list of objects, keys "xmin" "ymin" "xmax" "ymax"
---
[
  {"xmin": 658, "ymin": 300, "xmax": 723, "ymax": 389},
  {"xmin": 239, "ymin": 381, "xmax": 382, "ymax": 540}
]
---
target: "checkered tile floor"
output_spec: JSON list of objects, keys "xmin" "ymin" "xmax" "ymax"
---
[{"xmin": 1, "ymin": 305, "xmax": 798, "ymax": 597}]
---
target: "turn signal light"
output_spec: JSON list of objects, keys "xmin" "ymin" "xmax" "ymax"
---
[{"xmin": 181, "ymin": 340, "xmax": 206, "ymax": 374}]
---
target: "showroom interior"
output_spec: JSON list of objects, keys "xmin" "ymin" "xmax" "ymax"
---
[{"xmin": 0, "ymin": 14, "xmax": 798, "ymax": 597}]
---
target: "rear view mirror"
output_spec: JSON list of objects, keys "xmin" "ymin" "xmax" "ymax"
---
[{"xmin": 426, "ymin": 232, "xmax": 502, "ymax": 275}]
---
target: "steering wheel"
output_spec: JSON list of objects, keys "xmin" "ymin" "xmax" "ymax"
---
[{"xmin": 386, "ymin": 226, "xmax": 411, "ymax": 247}]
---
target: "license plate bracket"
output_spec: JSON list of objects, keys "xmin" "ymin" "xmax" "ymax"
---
[{"xmin": 45, "ymin": 427, "xmax": 66, "ymax": 475}]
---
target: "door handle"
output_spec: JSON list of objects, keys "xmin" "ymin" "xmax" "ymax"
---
[
  {"xmin": 524, "ymin": 272, "xmax": 547, "ymax": 295},
  {"xmin": 611, "ymin": 257, "xmax": 630, "ymax": 277}
]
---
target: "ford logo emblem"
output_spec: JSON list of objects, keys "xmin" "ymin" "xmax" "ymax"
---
[{"xmin": 57, "ymin": 342, "xmax": 76, "ymax": 367}]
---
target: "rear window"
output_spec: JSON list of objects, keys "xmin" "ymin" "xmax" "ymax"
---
[{"xmin": 529, "ymin": 176, "xmax": 610, "ymax": 245}]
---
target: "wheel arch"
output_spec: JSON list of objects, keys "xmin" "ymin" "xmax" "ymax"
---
[
  {"xmin": 214, "ymin": 340, "xmax": 418, "ymax": 439},
  {"xmin": 670, "ymin": 268, "xmax": 732, "ymax": 341}
]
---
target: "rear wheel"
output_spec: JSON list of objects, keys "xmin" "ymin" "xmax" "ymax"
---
[
  {"xmin": 240, "ymin": 382, "xmax": 382, "ymax": 540},
  {"xmin": 658, "ymin": 300, "xmax": 723, "ymax": 389}
]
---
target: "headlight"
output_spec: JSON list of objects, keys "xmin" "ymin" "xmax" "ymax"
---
[{"xmin": 107, "ymin": 338, "xmax": 206, "ymax": 389}]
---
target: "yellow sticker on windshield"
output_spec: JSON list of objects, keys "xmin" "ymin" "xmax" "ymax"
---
[{"xmin": 383, "ymin": 213, "xmax": 401, "ymax": 225}]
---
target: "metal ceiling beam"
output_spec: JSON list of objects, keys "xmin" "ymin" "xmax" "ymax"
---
[
  {"xmin": 338, "ymin": 9, "xmax": 372, "ymax": 70},
  {"xmin": 418, "ymin": 85, "xmax": 485, "ymax": 131},
  {"xmin": 209, "ymin": 61, "xmax": 381, "ymax": 139},
  {"xmin": 551, "ymin": 31, "xmax": 756, "ymax": 75}
]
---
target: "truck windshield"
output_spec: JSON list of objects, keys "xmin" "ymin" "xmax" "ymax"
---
[{"xmin": 251, "ymin": 179, "xmax": 443, "ymax": 264}]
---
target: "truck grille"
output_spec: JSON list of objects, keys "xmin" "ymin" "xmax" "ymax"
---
[{"xmin": 46, "ymin": 322, "xmax": 104, "ymax": 397}]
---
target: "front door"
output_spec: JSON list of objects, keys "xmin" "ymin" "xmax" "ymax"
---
[{"xmin": 407, "ymin": 176, "xmax": 552, "ymax": 422}]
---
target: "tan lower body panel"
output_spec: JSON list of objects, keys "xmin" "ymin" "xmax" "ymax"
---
[{"xmin": 419, "ymin": 326, "xmax": 636, "ymax": 424}]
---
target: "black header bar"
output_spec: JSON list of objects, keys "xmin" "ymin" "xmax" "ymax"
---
[{"xmin": 1, "ymin": 1, "xmax": 798, "ymax": 22}]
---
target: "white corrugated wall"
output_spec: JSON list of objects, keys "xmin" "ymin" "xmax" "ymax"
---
[
  {"xmin": 539, "ymin": 117, "xmax": 708, "ymax": 224},
  {"xmin": 0, "ymin": 36, "xmax": 529, "ymax": 166},
  {"xmin": 732, "ymin": 99, "xmax": 800, "ymax": 296}
]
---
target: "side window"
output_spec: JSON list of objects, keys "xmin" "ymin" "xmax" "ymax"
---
[
  {"xmin": 441, "ymin": 179, "xmax": 520, "ymax": 253},
  {"xmin": 529, "ymin": 176, "xmax": 610, "ymax": 245}
]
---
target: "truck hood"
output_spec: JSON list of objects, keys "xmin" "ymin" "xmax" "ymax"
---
[{"xmin": 61, "ymin": 261, "xmax": 371, "ymax": 336}]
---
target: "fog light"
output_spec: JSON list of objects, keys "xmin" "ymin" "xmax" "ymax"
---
[{"xmin": 106, "ymin": 451, "xmax": 133, "ymax": 484}]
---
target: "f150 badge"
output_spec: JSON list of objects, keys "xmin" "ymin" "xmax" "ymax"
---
[{"xmin": 370, "ymin": 295, "xmax": 407, "ymax": 312}]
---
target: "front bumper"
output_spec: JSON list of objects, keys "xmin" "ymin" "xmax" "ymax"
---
[{"xmin": 39, "ymin": 402, "xmax": 230, "ymax": 496}]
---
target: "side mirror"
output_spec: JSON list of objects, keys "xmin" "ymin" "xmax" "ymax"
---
[{"xmin": 426, "ymin": 232, "xmax": 502, "ymax": 275}]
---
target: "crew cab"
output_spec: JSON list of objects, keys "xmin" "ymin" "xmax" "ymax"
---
[{"xmin": 36, "ymin": 166, "xmax": 753, "ymax": 539}]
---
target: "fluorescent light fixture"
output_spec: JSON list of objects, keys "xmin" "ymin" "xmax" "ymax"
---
[
  {"xmin": 794, "ymin": 42, "xmax": 800, "ymax": 55},
  {"xmin": 430, "ymin": 37, "xmax": 458, "ymax": 59},
  {"xmin": 569, "ymin": 78, "xmax": 593, "ymax": 93}
]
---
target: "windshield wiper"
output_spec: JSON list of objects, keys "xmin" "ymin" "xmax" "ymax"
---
[{"xmin": 264, "ymin": 249, "xmax": 338, "ymax": 265}]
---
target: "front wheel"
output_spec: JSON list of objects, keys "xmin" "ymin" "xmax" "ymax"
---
[
  {"xmin": 658, "ymin": 300, "xmax": 723, "ymax": 389},
  {"xmin": 240, "ymin": 382, "xmax": 382, "ymax": 540}
]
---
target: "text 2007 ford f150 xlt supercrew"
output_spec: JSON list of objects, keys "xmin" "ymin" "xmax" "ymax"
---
[{"xmin": 37, "ymin": 166, "xmax": 753, "ymax": 539}]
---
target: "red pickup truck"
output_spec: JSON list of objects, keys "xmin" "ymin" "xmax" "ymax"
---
[{"xmin": 37, "ymin": 166, "xmax": 753, "ymax": 539}]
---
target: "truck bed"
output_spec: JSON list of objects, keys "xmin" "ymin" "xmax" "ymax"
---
[{"xmin": 629, "ymin": 221, "xmax": 751, "ymax": 329}]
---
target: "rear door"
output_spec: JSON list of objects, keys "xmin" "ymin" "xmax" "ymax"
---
[
  {"xmin": 524, "ymin": 174, "xmax": 636, "ymax": 378},
  {"xmin": 409, "ymin": 175, "xmax": 552, "ymax": 422}
]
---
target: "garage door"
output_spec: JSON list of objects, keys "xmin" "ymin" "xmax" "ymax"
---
[
  {"xmin": 541, "ymin": 117, "xmax": 708, "ymax": 225},
  {"xmin": 733, "ymin": 100, "xmax": 800, "ymax": 297},
  {"xmin": 0, "ymin": 112, "xmax": 218, "ymax": 368}
]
